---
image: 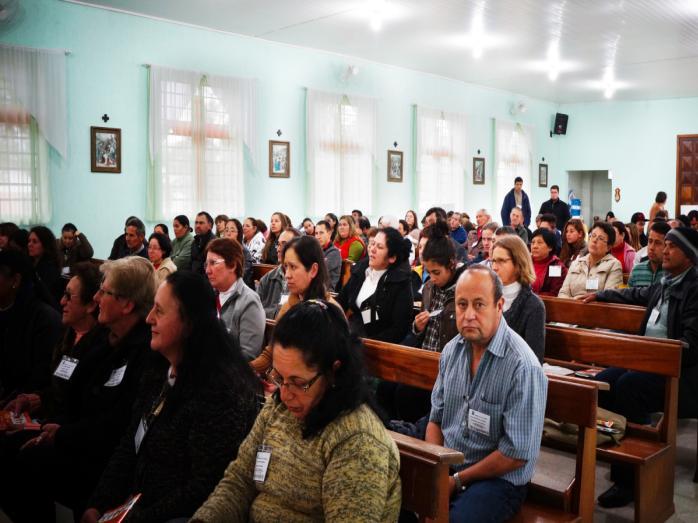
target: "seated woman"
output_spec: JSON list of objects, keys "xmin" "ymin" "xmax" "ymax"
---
[
  {"xmin": 57, "ymin": 223, "xmax": 94, "ymax": 275},
  {"xmin": 334, "ymin": 215, "xmax": 366, "ymax": 262},
  {"xmin": 82, "ymin": 271, "xmax": 260, "ymax": 523},
  {"xmin": 301, "ymin": 217, "xmax": 315, "ymax": 237},
  {"xmin": 338, "ymin": 227, "xmax": 414, "ymax": 343},
  {"xmin": 250, "ymin": 235, "xmax": 341, "ymax": 375},
  {"xmin": 324, "ymin": 212, "xmax": 339, "ymax": 242},
  {"xmin": 530, "ymin": 228, "xmax": 568, "ymax": 296},
  {"xmin": 559, "ymin": 221, "xmax": 623, "ymax": 299},
  {"xmin": 148, "ymin": 232, "xmax": 177, "ymax": 286},
  {"xmin": 205, "ymin": 238, "xmax": 265, "ymax": 361},
  {"xmin": 224, "ymin": 218, "xmax": 256, "ymax": 289},
  {"xmin": 153, "ymin": 223, "xmax": 169, "ymax": 237},
  {"xmin": 610, "ymin": 221, "xmax": 637, "ymax": 273},
  {"xmin": 214, "ymin": 214, "xmax": 229, "ymax": 238},
  {"xmin": 260, "ymin": 212, "xmax": 290, "ymax": 265},
  {"xmin": 491, "ymin": 236, "xmax": 545, "ymax": 361},
  {"xmin": 191, "ymin": 300, "xmax": 401, "ymax": 522},
  {"xmin": 171, "ymin": 215, "xmax": 194, "ymax": 271},
  {"xmin": 28, "ymin": 225, "xmax": 63, "ymax": 304},
  {"xmin": 242, "ymin": 217, "xmax": 266, "ymax": 263},
  {"xmin": 256, "ymin": 228, "xmax": 300, "ymax": 319},
  {"xmin": 560, "ymin": 218, "xmax": 587, "ymax": 268}
]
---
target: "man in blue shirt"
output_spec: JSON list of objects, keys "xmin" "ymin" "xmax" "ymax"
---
[
  {"xmin": 448, "ymin": 212, "xmax": 467, "ymax": 244},
  {"xmin": 426, "ymin": 265, "xmax": 547, "ymax": 522}
]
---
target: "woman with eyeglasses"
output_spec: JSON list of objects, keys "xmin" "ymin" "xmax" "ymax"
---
[
  {"xmin": 191, "ymin": 300, "xmax": 401, "ymax": 522},
  {"xmin": 250, "ymin": 235, "xmax": 342, "ymax": 375},
  {"xmin": 490, "ymin": 236, "xmax": 545, "ymax": 362},
  {"xmin": 81, "ymin": 271, "xmax": 260, "ymax": 523},
  {"xmin": 148, "ymin": 232, "xmax": 177, "ymax": 287},
  {"xmin": 205, "ymin": 239, "xmax": 265, "ymax": 361},
  {"xmin": 559, "ymin": 221, "xmax": 623, "ymax": 299}
]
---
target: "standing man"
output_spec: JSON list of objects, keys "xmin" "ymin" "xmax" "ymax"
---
[
  {"xmin": 509, "ymin": 208, "xmax": 530, "ymax": 245},
  {"xmin": 538, "ymin": 185, "xmax": 571, "ymax": 231},
  {"xmin": 581, "ymin": 227, "xmax": 698, "ymax": 508},
  {"xmin": 628, "ymin": 221, "xmax": 670, "ymax": 288},
  {"xmin": 314, "ymin": 220, "xmax": 342, "ymax": 291},
  {"xmin": 190, "ymin": 211, "xmax": 216, "ymax": 275},
  {"xmin": 427, "ymin": 266, "xmax": 547, "ymax": 521},
  {"xmin": 501, "ymin": 177, "xmax": 531, "ymax": 227}
]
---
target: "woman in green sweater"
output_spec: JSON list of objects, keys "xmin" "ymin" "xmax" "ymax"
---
[{"xmin": 192, "ymin": 300, "xmax": 401, "ymax": 522}]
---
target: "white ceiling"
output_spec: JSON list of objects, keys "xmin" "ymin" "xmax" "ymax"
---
[{"xmin": 68, "ymin": 0, "xmax": 698, "ymax": 103}]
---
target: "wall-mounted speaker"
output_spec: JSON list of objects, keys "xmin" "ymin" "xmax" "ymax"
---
[{"xmin": 553, "ymin": 113, "xmax": 568, "ymax": 135}]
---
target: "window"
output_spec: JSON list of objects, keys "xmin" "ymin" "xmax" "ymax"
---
[
  {"xmin": 148, "ymin": 67, "xmax": 256, "ymax": 220},
  {"xmin": 495, "ymin": 119, "xmax": 534, "ymax": 208},
  {"xmin": 307, "ymin": 90, "xmax": 376, "ymax": 216},
  {"xmin": 415, "ymin": 107, "xmax": 468, "ymax": 213}
]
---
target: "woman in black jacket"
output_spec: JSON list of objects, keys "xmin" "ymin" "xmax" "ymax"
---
[
  {"xmin": 338, "ymin": 227, "xmax": 413, "ymax": 343},
  {"xmin": 82, "ymin": 271, "xmax": 260, "ymax": 523},
  {"xmin": 28, "ymin": 225, "xmax": 63, "ymax": 306}
]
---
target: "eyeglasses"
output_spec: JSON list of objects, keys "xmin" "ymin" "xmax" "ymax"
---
[
  {"xmin": 588, "ymin": 233, "xmax": 609, "ymax": 243},
  {"xmin": 204, "ymin": 259, "xmax": 226, "ymax": 269},
  {"xmin": 491, "ymin": 257, "xmax": 512, "ymax": 265},
  {"xmin": 62, "ymin": 291, "xmax": 79, "ymax": 302},
  {"xmin": 97, "ymin": 286, "xmax": 122, "ymax": 299},
  {"xmin": 266, "ymin": 367, "xmax": 322, "ymax": 394}
]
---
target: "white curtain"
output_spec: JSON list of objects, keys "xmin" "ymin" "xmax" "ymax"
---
[
  {"xmin": 415, "ymin": 106, "xmax": 467, "ymax": 213},
  {"xmin": 0, "ymin": 44, "xmax": 67, "ymax": 158},
  {"xmin": 307, "ymin": 89, "xmax": 376, "ymax": 216},
  {"xmin": 495, "ymin": 119, "xmax": 534, "ymax": 210},
  {"xmin": 147, "ymin": 65, "xmax": 256, "ymax": 221}
]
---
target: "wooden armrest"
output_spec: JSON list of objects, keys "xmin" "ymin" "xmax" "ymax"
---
[{"xmin": 388, "ymin": 430, "xmax": 464, "ymax": 466}]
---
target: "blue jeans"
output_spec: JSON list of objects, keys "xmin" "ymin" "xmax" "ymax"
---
[{"xmin": 449, "ymin": 478, "xmax": 527, "ymax": 523}]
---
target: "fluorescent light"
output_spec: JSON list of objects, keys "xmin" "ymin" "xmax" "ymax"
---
[
  {"xmin": 547, "ymin": 41, "xmax": 560, "ymax": 82},
  {"xmin": 369, "ymin": 0, "xmax": 387, "ymax": 32}
]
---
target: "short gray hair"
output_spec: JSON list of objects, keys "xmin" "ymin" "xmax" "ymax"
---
[
  {"xmin": 458, "ymin": 264, "xmax": 503, "ymax": 303},
  {"xmin": 100, "ymin": 256, "xmax": 156, "ymax": 319}
]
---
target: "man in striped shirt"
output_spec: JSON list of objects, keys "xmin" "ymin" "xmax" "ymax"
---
[
  {"xmin": 426, "ymin": 265, "xmax": 547, "ymax": 522},
  {"xmin": 628, "ymin": 221, "xmax": 670, "ymax": 288}
]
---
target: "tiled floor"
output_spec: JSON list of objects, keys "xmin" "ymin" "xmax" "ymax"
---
[{"xmin": 2, "ymin": 420, "xmax": 697, "ymax": 522}]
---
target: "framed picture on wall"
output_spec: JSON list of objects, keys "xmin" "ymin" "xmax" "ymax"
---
[
  {"xmin": 269, "ymin": 140, "xmax": 290, "ymax": 178},
  {"xmin": 91, "ymin": 126, "xmax": 121, "ymax": 173},
  {"xmin": 473, "ymin": 157, "xmax": 485, "ymax": 185},
  {"xmin": 538, "ymin": 163, "xmax": 548, "ymax": 187},
  {"xmin": 387, "ymin": 150, "xmax": 403, "ymax": 182}
]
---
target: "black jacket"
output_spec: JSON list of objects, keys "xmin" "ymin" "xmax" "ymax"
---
[
  {"xmin": 538, "ymin": 198, "xmax": 571, "ymax": 230},
  {"xmin": 109, "ymin": 234, "xmax": 148, "ymax": 261},
  {"xmin": 503, "ymin": 285, "xmax": 546, "ymax": 362},
  {"xmin": 338, "ymin": 259, "xmax": 414, "ymax": 343},
  {"xmin": 190, "ymin": 231, "xmax": 216, "ymax": 275},
  {"xmin": 597, "ymin": 266, "xmax": 698, "ymax": 416},
  {"xmin": 0, "ymin": 286, "xmax": 62, "ymax": 400}
]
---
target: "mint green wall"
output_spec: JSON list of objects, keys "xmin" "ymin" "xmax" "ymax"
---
[
  {"xmin": 2, "ymin": 0, "xmax": 574, "ymax": 256},
  {"xmin": 558, "ymin": 98, "xmax": 698, "ymax": 221}
]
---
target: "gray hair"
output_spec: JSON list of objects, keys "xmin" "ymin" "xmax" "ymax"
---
[{"xmin": 100, "ymin": 256, "xmax": 156, "ymax": 319}]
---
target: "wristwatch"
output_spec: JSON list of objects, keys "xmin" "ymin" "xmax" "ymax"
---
[{"xmin": 452, "ymin": 472, "xmax": 467, "ymax": 492}]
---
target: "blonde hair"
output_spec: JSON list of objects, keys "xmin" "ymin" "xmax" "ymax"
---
[
  {"xmin": 100, "ymin": 257, "xmax": 156, "ymax": 319},
  {"xmin": 338, "ymin": 215, "xmax": 358, "ymax": 240},
  {"xmin": 492, "ymin": 235, "xmax": 535, "ymax": 286}
]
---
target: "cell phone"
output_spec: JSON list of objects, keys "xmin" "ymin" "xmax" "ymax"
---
[{"xmin": 596, "ymin": 425, "xmax": 621, "ymax": 434}]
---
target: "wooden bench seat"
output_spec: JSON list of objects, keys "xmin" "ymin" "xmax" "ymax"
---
[{"xmin": 252, "ymin": 263, "xmax": 277, "ymax": 283}]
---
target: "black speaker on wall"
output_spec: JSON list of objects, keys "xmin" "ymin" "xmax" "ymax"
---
[{"xmin": 553, "ymin": 113, "xmax": 568, "ymax": 135}]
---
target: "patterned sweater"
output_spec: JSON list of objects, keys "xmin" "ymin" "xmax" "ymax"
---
[{"xmin": 191, "ymin": 397, "xmax": 401, "ymax": 522}]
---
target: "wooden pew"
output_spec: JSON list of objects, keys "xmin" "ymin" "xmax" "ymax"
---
[
  {"xmin": 362, "ymin": 338, "xmax": 598, "ymax": 523},
  {"xmin": 545, "ymin": 326, "xmax": 682, "ymax": 523},
  {"xmin": 252, "ymin": 263, "xmax": 277, "ymax": 283},
  {"xmin": 541, "ymin": 296, "xmax": 645, "ymax": 334}
]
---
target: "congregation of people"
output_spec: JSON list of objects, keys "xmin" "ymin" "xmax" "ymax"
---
[{"xmin": 1, "ymin": 181, "xmax": 698, "ymax": 522}]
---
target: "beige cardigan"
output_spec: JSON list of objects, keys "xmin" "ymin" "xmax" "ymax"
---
[
  {"xmin": 153, "ymin": 257, "xmax": 177, "ymax": 287},
  {"xmin": 558, "ymin": 253, "xmax": 623, "ymax": 298}
]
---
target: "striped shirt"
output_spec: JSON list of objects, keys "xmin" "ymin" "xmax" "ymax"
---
[
  {"xmin": 429, "ymin": 317, "xmax": 547, "ymax": 485},
  {"xmin": 628, "ymin": 259, "xmax": 664, "ymax": 288}
]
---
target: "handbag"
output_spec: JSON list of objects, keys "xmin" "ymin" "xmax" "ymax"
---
[{"xmin": 543, "ymin": 407, "xmax": 626, "ymax": 446}]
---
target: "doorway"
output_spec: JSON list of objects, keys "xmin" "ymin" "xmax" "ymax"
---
[{"xmin": 566, "ymin": 170, "xmax": 612, "ymax": 226}]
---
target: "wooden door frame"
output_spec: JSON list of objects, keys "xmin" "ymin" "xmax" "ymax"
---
[{"xmin": 676, "ymin": 134, "xmax": 698, "ymax": 216}]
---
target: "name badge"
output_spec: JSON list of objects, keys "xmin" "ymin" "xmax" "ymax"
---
[
  {"xmin": 429, "ymin": 309, "xmax": 443, "ymax": 318},
  {"xmin": 54, "ymin": 356, "xmax": 79, "ymax": 380},
  {"xmin": 61, "ymin": 266, "xmax": 70, "ymax": 276},
  {"xmin": 586, "ymin": 278, "xmax": 599, "ymax": 291},
  {"xmin": 549, "ymin": 265, "xmax": 562, "ymax": 277},
  {"xmin": 649, "ymin": 307, "xmax": 660, "ymax": 324},
  {"xmin": 254, "ymin": 444, "xmax": 272, "ymax": 483},
  {"xmin": 361, "ymin": 309, "xmax": 372, "ymax": 325},
  {"xmin": 104, "ymin": 365, "xmax": 127, "ymax": 387},
  {"xmin": 134, "ymin": 417, "xmax": 148, "ymax": 454},
  {"xmin": 279, "ymin": 293, "xmax": 289, "ymax": 305},
  {"xmin": 468, "ymin": 408, "xmax": 491, "ymax": 436}
]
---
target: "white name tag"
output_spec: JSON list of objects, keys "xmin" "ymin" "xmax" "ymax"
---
[
  {"xmin": 361, "ymin": 309, "xmax": 372, "ymax": 324},
  {"xmin": 649, "ymin": 307, "xmax": 660, "ymax": 324},
  {"xmin": 549, "ymin": 265, "xmax": 562, "ymax": 277},
  {"xmin": 53, "ymin": 356, "xmax": 79, "ymax": 380},
  {"xmin": 279, "ymin": 293, "xmax": 289, "ymax": 305},
  {"xmin": 586, "ymin": 278, "xmax": 599, "ymax": 291},
  {"xmin": 254, "ymin": 445, "xmax": 272, "ymax": 483},
  {"xmin": 104, "ymin": 365, "xmax": 127, "ymax": 387},
  {"xmin": 61, "ymin": 266, "xmax": 70, "ymax": 276},
  {"xmin": 134, "ymin": 417, "xmax": 147, "ymax": 454},
  {"xmin": 468, "ymin": 408, "xmax": 491, "ymax": 436},
  {"xmin": 429, "ymin": 309, "xmax": 443, "ymax": 318}
]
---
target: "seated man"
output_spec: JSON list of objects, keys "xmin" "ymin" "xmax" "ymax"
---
[
  {"xmin": 466, "ymin": 209, "xmax": 491, "ymax": 261},
  {"xmin": 449, "ymin": 211, "xmax": 467, "ymax": 244},
  {"xmin": 108, "ymin": 217, "xmax": 148, "ymax": 260},
  {"xmin": 426, "ymin": 265, "xmax": 547, "ymax": 522},
  {"xmin": 509, "ymin": 207, "xmax": 531, "ymax": 245},
  {"xmin": 257, "ymin": 227, "xmax": 300, "ymax": 318},
  {"xmin": 582, "ymin": 226, "xmax": 698, "ymax": 507},
  {"xmin": 472, "ymin": 222, "xmax": 498, "ymax": 265},
  {"xmin": 628, "ymin": 221, "xmax": 670, "ymax": 287}
]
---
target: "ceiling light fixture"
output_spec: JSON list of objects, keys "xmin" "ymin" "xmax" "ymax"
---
[
  {"xmin": 547, "ymin": 41, "xmax": 560, "ymax": 81},
  {"xmin": 369, "ymin": 0, "xmax": 388, "ymax": 32},
  {"xmin": 602, "ymin": 68, "xmax": 616, "ymax": 99},
  {"xmin": 470, "ymin": 4, "xmax": 486, "ymax": 59}
]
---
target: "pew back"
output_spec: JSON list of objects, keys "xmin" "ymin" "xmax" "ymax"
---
[{"xmin": 541, "ymin": 296, "xmax": 645, "ymax": 334}]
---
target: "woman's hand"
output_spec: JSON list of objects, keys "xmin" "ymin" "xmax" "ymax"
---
[
  {"xmin": 413, "ymin": 311, "xmax": 430, "ymax": 333},
  {"xmin": 20, "ymin": 423, "xmax": 60, "ymax": 450},
  {"xmin": 6, "ymin": 393, "xmax": 40, "ymax": 415}
]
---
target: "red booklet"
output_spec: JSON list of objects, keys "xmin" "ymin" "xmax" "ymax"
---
[
  {"xmin": 97, "ymin": 493, "xmax": 142, "ymax": 523},
  {"xmin": 573, "ymin": 367, "xmax": 604, "ymax": 378},
  {"xmin": 0, "ymin": 411, "xmax": 41, "ymax": 431}
]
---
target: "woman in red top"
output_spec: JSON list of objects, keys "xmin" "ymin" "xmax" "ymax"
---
[
  {"xmin": 610, "ymin": 221, "xmax": 636, "ymax": 273},
  {"xmin": 530, "ymin": 228, "xmax": 568, "ymax": 296},
  {"xmin": 334, "ymin": 215, "xmax": 366, "ymax": 262}
]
